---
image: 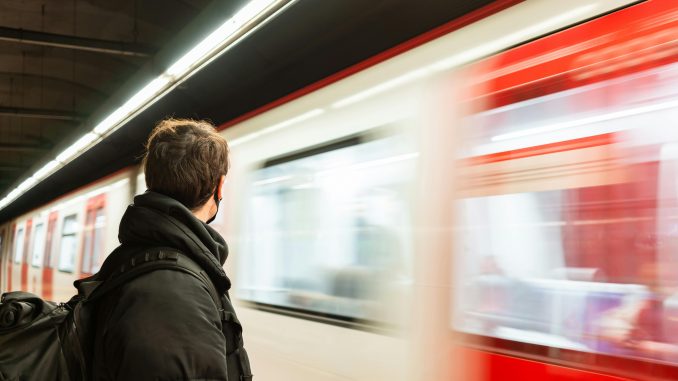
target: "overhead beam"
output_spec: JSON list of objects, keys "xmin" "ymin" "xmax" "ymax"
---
[
  {"xmin": 0, "ymin": 26, "xmax": 153, "ymax": 57},
  {"xmin": 0, "ymin": 72, "xmax": 108, "ymax": 98},
  {"xmin": 0, "ymin": 165, "xmax": 28, "ymax": 171},
  {"xmin": 0, "ymin": 144, "xmax": 51, "ymax": 153},
  {"xmin": 0, "ymin": 106, "xmax": 84, "ymax": 121}
]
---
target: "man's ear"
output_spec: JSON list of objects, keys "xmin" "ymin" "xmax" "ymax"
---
[{"xmin": 217, "ymin": 175, "xmax": 226, "ymax": 200}]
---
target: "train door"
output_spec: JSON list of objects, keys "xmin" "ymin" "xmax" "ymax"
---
[
  {"xmin": 20, "ymin": 219, "xmax": 32, "ymax": 291},
  {"xmin": 79, "ymin": 194, "xmax": 106, "ymax": 278},
  {"xmin": 42, "ymin": 211, "xmax": 58, "ymax": 300}
]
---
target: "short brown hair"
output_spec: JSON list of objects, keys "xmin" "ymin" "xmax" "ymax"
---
[{"xmin": 142, "ymin": 118, "xmax": 229, "ymax": 210}]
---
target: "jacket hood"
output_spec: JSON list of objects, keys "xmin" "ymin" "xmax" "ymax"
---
[{"xmin": 115, "ymin": 190, "xmax": 231, "ymax": 292}]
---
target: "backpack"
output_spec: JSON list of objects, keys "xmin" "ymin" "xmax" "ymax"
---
[{"xmin": 0, "ymin": 247, "xmax": 252, "ymax": 381}]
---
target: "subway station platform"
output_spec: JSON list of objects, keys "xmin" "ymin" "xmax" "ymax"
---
[{"xmin": 1, "ymin": 1, "xmax": 678, "ymax": 380}]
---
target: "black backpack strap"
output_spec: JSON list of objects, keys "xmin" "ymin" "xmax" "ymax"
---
[{"xmin": 85, "ymin": 247, "xmax": 221, "ymax": 312}]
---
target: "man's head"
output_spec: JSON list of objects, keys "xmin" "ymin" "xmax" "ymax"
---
[{"xmin": 142, "ymin": 118, "xmax": 229, "ymax": 219}]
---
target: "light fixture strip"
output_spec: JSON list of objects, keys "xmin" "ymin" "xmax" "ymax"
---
[{"xmin": 0, "ymin": 0, "xmax": 292, "ymax": 211}]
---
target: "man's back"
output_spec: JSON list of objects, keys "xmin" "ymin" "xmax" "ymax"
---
[
  {"xmin": 93, "ymin": 262, "xmax": 228, "ymax": 379},
  {"xmin": 90, "ymin": 119, "xmax": 251, "ymax": 380}
]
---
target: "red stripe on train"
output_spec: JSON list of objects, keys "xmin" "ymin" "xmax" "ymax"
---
[
  {"xmin": 459, "ymin": 347, "xmax": 630, "ymax": 381},
  {"xmin": 471, "ymin": 0, "xmax": 678, "ymax": 109}
]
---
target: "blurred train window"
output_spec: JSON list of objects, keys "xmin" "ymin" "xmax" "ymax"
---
[
  {"xmin": 13, "ymin": 227, "xmax": 24, "ymax": 264},
  {"xmin": 31, "ymin": 223, "xmax": 46, "ymax": 268},
  {"xmin": 58, "ymin": 215, "xmax": 78, "ymax": 273},
  {"xmin": 454, "ymin": 62, "xmax": 678, "ymax": 364},
  {"xmin": 237, "ymin": 133, "xmax": 415, "ymax": 324}
]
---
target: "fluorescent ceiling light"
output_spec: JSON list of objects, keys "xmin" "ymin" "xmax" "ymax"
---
[
  {"xmin": 7, "ymin": 188, "xmax": 21, "ymax": 200},
  {"xmin": 0, "ymin": 0, "xmax": 289, "ymax": 212},
  {"xmin": 56, "ymin": 132, "xmax": 100, "ymax": 163},
  {"xmin": 166, "ymin": 0, "xmax": 281, "ymax": 77},
  {"xmin": 55, "ymin": 145, "xmax": 80, "ymax": 164},
  {"xmin": 93, "ymin": 76, "xmax": 171, "ymax": 135},
  {"xmin": 166, "ymin": 21, "xmax": 239, "ymax": 77},
  {"xmin": 33, "ymin": 160, "xmax": 61, "ymax": 180},
  {"xmin": 17, "ymin": 177, "xmax": 37, "ymax": 192}
]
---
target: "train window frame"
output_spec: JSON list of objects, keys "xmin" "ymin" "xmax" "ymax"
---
[
  {"xmin": 57, "ymin": 214, "xmax": 79, "ymax": 273},
  {"xmin": 236, "ymin": 130, "xmax": 415, "ymax": 330},
  {"xmin": 262, "ymin": 135, "xmax": 363, "ymax": 168},
  {"xmin": 238, "ymin": 134, "xmax": 362, "ymax": 324},
  {"xmin": 30, "ymin": 222, "xmax": 46, "ymax": 268},
  {"xmin": 13, "ymin": 226, "xmax": 24, "ymax": 264}
]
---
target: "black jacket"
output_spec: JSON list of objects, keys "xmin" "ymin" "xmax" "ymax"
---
[{"xmin": 90, "ymin": 191, "xmax": 251, "ymax": 381}]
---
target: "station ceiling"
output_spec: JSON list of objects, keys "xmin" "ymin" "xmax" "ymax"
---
[
  {"xmin": 0, "ymin": 0, "xmax": 216, "ymax": 190},
  {"xmin": 0, "ymin": 0, "xmax": 496, "ymax": 223}
]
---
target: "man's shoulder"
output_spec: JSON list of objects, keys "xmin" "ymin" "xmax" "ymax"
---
[{"xmin": 117, "ymin": 263, "xmax": 212, "ymax": 299}]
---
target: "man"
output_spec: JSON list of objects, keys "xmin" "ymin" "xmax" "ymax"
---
[{"xmin": 90, "ymin": 118, "xmax": 252, "ymax": 380}]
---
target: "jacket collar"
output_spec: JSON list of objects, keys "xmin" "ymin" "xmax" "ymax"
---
[{"xmin": 115, "ymin": 191, "xmax": 231, "ymax": 292}]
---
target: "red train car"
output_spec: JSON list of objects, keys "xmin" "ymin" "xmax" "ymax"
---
[{"xmin": 454, "ymin": 1, "xmax": 678, "ymax": 379}]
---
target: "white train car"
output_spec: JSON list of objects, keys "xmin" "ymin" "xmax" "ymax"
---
[
  {"xmin": 1, "ymin": 170, "xmax": 137, "ymax": 302},
  {"xmin": 218, "ymin": 1, "xmax": 644, "ymax": 380}
]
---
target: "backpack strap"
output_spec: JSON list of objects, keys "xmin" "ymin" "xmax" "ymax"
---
[{"xmin": 85, "ymin": 247, "xmax": 221, "ymax": 313}]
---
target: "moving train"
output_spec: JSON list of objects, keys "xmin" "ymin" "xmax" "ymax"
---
[{"xmin": 2, "ymin": 0, "xmax": 677, "ymax": 379}]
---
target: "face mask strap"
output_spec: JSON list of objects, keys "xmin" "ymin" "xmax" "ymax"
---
[{"xmin": 206, "ymin": 189, "xmax": 221, "ymax": 225}]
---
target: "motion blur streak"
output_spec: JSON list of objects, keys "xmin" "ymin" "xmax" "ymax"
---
[{"xmin": 455, "ymin": 1, "xmax": 678, "ymax": 379}]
